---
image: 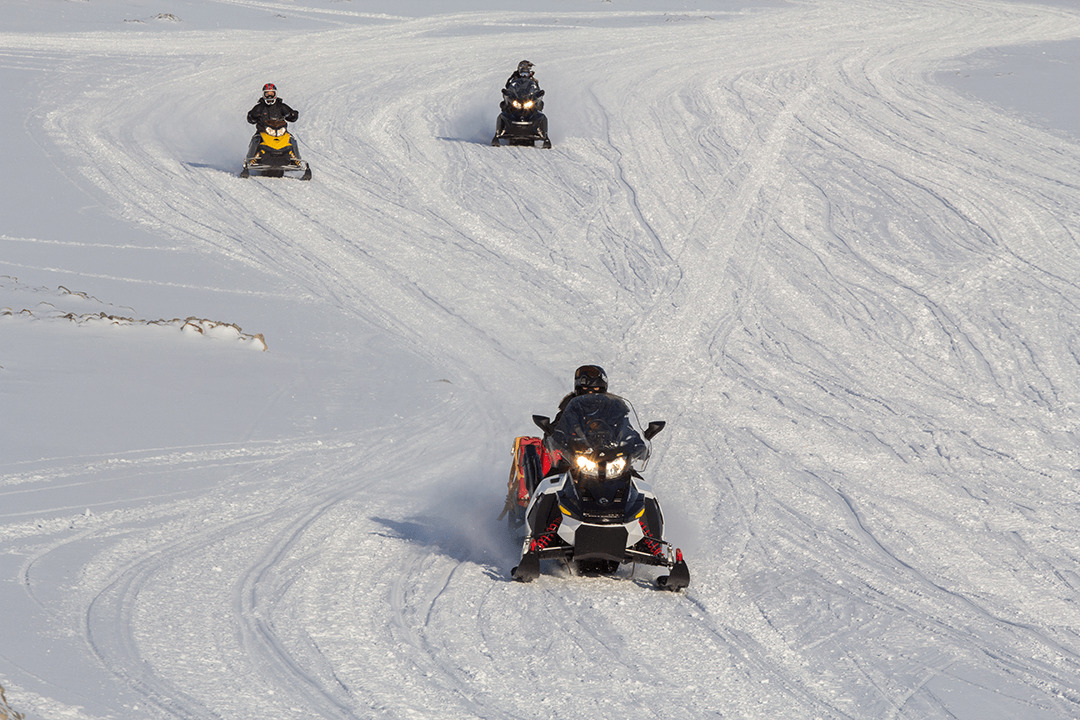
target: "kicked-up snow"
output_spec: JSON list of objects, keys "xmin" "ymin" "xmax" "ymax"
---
[{"xmin": 2, "ymin": 0, "xmax": 1080, "ymax": 718}]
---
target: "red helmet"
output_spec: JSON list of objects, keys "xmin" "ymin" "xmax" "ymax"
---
[{"xmin": 262, "ymin": 83, "xmax": 277, "ymax": 93}]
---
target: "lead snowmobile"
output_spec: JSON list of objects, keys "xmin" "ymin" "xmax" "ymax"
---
[
  {"xmin": 240, "ymin": 118, "xmax": 311, "ymax": 180},
  {"xmin": 491, "ymin": 77, "xmax": 551, "ymax": 149},
  {"xmin": 506, "ymin": 393, "xmax": 690, "ymax": 590}
]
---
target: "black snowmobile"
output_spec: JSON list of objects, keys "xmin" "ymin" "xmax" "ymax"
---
[
  {"xmin": 240, "ymin": 118, "xmax": 311, "ymax": 180},
  {"xmin": 491, "ymin": 78, "xmax": 551, "ymax": 149},
  {"xmin": 508, "ymin": 393, "xmax": 690, "ymax": 591}
]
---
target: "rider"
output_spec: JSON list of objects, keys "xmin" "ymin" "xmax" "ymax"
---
[
  {"xmin": 246, "ymin": 83, "xmax": 299, "ymax": 156},
  {"xmin": 247, "ymin": 83, "xmax": 299, "ymax": 127},
  {"xmin": 505, "ymin": 60, "xmax": 538, "ymax": 88},
  {"xmin": 554, "ymin": 364, "xmax": 608, "ymax": 419},
  {"xmin": 502, "ymin": 60, "xmax": 544, "ymax": 110},
  {"xmin": 539, "ymin": 365, "xmax": 611, "ymax": 481},
  {"xmin": 547, "ymin": 365, "xmax": 609, "ymax": 442}
]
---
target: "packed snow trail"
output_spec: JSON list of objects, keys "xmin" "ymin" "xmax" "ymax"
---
[{"xmin": 3, "ymin": 0, "xmax": 1080, "ymax": 718}]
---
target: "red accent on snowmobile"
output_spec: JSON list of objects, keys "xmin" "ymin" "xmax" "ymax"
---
[{"xmin": 638, "ymin": 518, "xmax": 666, "ymax": 557}]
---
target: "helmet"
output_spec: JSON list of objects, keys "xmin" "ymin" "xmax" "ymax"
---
[
  {"xmin": 574, "ymin": 365, "xmax": 608, "ymax": 393},
  {"xmin": 517, "ymin": 60, "xmax": 534, "ymax": 76},
  {"xmin": 262, "ymin": 83, "xmax": 277, "ymax": 99}
]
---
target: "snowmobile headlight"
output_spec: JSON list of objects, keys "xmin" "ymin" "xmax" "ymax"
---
[
  {"xmin": 523, "ymin": 100, "xmax": 535, "ymax": 109},
  {"xmin": 512, "ymin": 100, "xmax": 523, "ymax": 109},
  {"xmin": 575, "ymin": 455, "xmax": 599, "ymax": 478},
  {"xmin": 606, "ymin": 457, "xmax": 627, "ymax": 477}
]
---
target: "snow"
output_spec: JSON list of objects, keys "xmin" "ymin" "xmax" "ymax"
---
[{"xmin": 2, "ymin": 0, "xmax": 1080, "ymax": 717}]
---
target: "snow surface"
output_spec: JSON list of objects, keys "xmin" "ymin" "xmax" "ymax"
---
[{"xmin": 3, "ymin": 0, "xmax": 1080, "ymax": 717}]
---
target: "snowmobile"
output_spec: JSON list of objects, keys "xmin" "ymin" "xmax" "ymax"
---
[
  {"xmin": 504, "ymin": 393, "xmax": 690, "ymax": 591},
  {"xmin": 240, "ymin": 118, "xmax": 311, "ymax": 180},
  {"xmin": 491, "ymin": 79, "xmax": 551, "ymax": 149}
]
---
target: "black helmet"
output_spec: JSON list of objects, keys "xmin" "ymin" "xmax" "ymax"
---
[
  {"xmin": 574, "ymin": 365, "xmax": 608, "ymax": 393},
  {"xmin": 517, "ymin": 60, "xmax": 534, "ymax": 76}
]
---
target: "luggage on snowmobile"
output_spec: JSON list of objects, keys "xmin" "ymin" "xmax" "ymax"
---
[
  {"xmin": 499, "ymin": 436, "xmax": 560, "ymax": 529},
  {"xmin": 508, "ymin": 393, "xmax": 689, "ymax": 590},
  {"xmin": 240, "ymin": 118, "xmax": 311, "ymax": 180},
  {"xmin": 491, "ymin": 78, "xmax": 551, "ymax": 149}
]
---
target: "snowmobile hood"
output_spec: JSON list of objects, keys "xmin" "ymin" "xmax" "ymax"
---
[{"xmin": 258, "ymin": 129, "xmax": 292, "ymax": 150}]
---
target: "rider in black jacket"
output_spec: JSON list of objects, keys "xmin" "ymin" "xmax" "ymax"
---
[
  {"xmin": 246, "ymin": 83, "xmax": 299, "ymax": 159},
  {"xmin": 247, "ymin": 83, "xmax": 299, "ymax": 127},
  {"xmin": 502, "ymin": 61, "xmax": 544, "ymax": 111},
  {"xmin": 552, "ymin": 365, "xmax": 608, "ymax": 423},
  {"xmin": 505, "ymin": 60, "xmax": 538, "ymax": 88}
]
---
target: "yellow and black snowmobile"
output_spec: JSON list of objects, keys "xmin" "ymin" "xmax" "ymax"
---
[{"xmin": 240, "ymin": 118, "xmax": 311, "ymax": 180}]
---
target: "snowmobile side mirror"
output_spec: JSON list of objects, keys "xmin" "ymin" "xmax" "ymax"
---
[
  {"xmin": 532, "ymin": 415, "xmax": 552, "ymax": 433},
  {"xmin": 644, "ymin": 421, "xmax": 666, "ymax": 440}
]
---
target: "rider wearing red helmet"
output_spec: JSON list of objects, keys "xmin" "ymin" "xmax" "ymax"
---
[{"xmin": 246, "ymin": 82, "xmax": 299, "ymax": 128}]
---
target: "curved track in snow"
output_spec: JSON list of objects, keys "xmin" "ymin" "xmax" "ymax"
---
[{"xmin": 4, "ymin": 0, "xmax": 1080, "ymax": 717}]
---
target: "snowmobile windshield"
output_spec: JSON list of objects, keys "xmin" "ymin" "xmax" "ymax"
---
[
  {"xmin": 504, "ymin": 77, "xmax": 541, "ymax": 100},
  {"xmin": 548, "ymin": 393, "xmax": 647, "ymax": 466}
]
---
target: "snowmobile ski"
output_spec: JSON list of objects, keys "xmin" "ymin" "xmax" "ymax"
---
[
  {"xmin": 656, "ymin": 549, "xmax": 690, "ymax": 591},
  {"xmin": 511, "ymin": 552, "xmax": 541, "ymax": 583}
]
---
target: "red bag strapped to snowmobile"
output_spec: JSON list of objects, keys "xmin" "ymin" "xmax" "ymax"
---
[{"xmin": 499, "ymin": 436, "xmax": 559, "ymax": 520}]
